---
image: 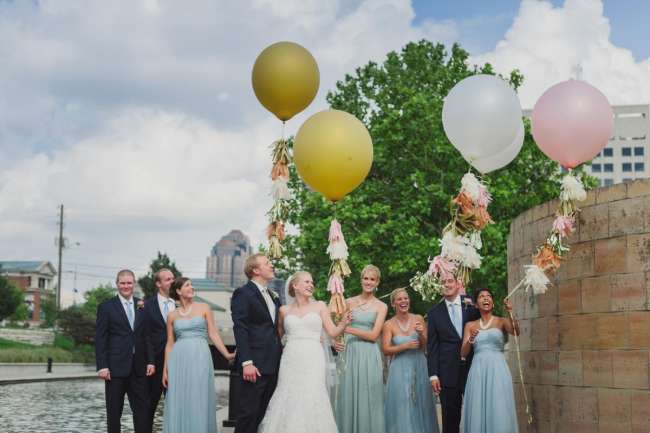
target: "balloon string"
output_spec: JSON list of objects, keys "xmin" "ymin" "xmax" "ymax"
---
[
  {"xmin": 281, "ymin": 121, "xmax": 286, "ymax": 142},
  {"xmin": 509, "ymin": 310, "xmax": 533, "ymax": 425}
]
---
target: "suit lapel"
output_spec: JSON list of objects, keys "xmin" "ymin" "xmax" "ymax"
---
[
  {"xmin": 248, "ymin": 281, "xmax": 274, "ymax": 323},
  {"xmin": 112, "ymin": 296, "xmax": 132, "ymax": 331},
  {"xmin": 151, "ymin": 296, "xmax": 166, "ymax": 327}
]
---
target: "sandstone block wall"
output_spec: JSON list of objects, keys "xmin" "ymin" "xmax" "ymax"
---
[{"xmin": 506, "ymin": 178, "xmax": 650, "ymax": 433}]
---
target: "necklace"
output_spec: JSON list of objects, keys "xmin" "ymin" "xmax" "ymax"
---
[
  {"xmin": 355, "ymin": 297, "xmax": 373, "ymax": 311},
  {"xmin": 479, "ymin": 316, "xmax": 493, "ymax": 330},
  {"xmin": 395, "ymin": 315, "xmax": 411, "ymax": 333},
  {"xmin": 178, "ymin": 304, "xmax": 193, "ymax": 317}
]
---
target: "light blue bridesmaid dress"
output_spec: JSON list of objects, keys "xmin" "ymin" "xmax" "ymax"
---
[
  {"xmin": 335, "ymin": 310, "xmax": 385, "ymax": 433},
  {"xmin": 463, "ymin": 327, "xmax": 518, "ymax": 433},
  {"xmin": 385, "ymin": 333, "xmax": 439, "ymax": 433},
  {"xmin": 163, "ymin": 316, "xmax": 217, "ymax": 433}
]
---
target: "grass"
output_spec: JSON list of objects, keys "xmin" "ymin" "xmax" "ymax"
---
[{"xmin": 0, "ymin": 337, "xmax": 94, "ymax": 363}]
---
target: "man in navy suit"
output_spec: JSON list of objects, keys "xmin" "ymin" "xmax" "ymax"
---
[
  {"xmin": 231, "ymin": 253, "xmax": 282, "ymax": 433},
  {"xmin": 95, "ymin": 269, "xmax": 155, "ymax": 433},
  {"xmin": 427, "ymin": 277, "xmax": 480, "ymax": 433},
  {"xmin": 142, "ymin": 268, "xmax": 175, "ymax": 427}
]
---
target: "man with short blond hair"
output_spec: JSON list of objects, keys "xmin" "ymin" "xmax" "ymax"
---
[
  {"xmin": 231, "ymin": 253, "xmax": 282, "ymax": 433},
  {"xmin": 96, "ymin": 269, "xmax": 155, "ymax": 433}
]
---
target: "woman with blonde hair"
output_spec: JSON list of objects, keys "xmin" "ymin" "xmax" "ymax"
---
[
  {"xmin": 383, "ymin": 288, "xmax": 439, "ymax": 433},
  {"xmin": 258, "ymin": 271, "xmax": 352, "ymax": 433},
  {"xmin": 335, "ymin": 264, "xmax": 388, "ymax": 433}
]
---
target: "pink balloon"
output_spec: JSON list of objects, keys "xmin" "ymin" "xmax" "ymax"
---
[{"xmin": 531, "ymin": 80, "xmax": 614, "ymax": 168}]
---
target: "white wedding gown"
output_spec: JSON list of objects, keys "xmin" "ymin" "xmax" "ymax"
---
[{"xmin": 258, "ymin": 311, "xmax": 339, "ymax": 433}]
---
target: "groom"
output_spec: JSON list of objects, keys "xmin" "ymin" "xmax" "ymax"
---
[
  {"xmin": 231, "ymin": 253, "xmax": 282, "ymax": 433},
  {"xmin": 427, "ymin": 277, "xmax": 480, "ymax": 433}
]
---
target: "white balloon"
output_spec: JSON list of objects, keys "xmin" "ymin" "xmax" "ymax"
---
[
  {"xmin": 442, "ymin": 74, "xmax": 522, "ymax": 160},
  {"xmin": 470, "ymin": 121, "xmax": 525, "ymax": 173}
]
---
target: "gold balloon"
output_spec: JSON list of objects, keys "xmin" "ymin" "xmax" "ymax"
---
[
  {"xmin": 294, "ymin": 110, "xmax": 373, "ymax": 202},
  {"xmin": 252, "ymin": 42, "xmax": 320, "ymax": 121}
]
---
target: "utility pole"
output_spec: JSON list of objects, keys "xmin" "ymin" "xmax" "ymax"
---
[{"xmin": 56, "ymin": 204, "xmax": 64, "ymax": 310}]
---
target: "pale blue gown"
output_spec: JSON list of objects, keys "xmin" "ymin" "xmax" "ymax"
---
[
  {"xmin": 384, "ymin": 333, "xmax": 439, "ymax": 433},
  {"xmin": 163, "ymin": 316, "xmax": 217, "ymax": 433},
  {"xmin": 463, "ymin": 327, "xmax": 518, "ymax": 433},
  {"xmin": 335, "ymin": 310, "xmax": 385, "ymax": 433}
]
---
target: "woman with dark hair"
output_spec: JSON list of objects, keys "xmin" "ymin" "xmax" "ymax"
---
[
  {"xmin": 162, "ymin": 277, "xmax": 235, "ymax": 433},
  {"xmin": 460, "ymin": 288, "xmax": 519, "ymax": 433}
]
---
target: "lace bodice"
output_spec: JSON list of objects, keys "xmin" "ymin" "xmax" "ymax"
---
[{"xmin": 284, "ymin": 311, "xmax": 322, "ymax": 342}]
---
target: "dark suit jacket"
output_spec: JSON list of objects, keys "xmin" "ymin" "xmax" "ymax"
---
[
  {"xmin": 231, "ymin": 280, "xmax": 282, "ymax": 375},
  {"xmin": 142, "ymin": 296, "xmax": 168, "ymax": 369},
  {"xmin": 427, "ymin": 295, "xmax": 480, "ymax": 389},
  {"xmin": 95, "ymin": 296, "xmax": 154, "ymax": 378}
]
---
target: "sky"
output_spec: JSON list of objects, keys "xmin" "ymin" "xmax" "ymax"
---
[{"xmin": 1, "ymin": 0, "xmax": 650, "ymax": 305}]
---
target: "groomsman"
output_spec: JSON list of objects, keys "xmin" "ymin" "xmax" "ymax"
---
[
  {"xmin": 231, "ymin": 254, "xmax": 282, "ymax": 433},
  {"xmin": 142, "ymin": 268, "xmax": 175, "ymax": 427},
  {"xmin": 95, "ymin": 269, "xmax": 155, "ymax": 433},
  {"xmin": 427, "ymin": 277, "xmax": 480, "ymax": 433}
]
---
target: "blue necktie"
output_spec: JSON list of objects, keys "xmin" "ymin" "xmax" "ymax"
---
[
  {"xmin": 126, "ymin": 301, "xmax": 134, "ymax": 330},
  {"xmin": 449, "ymin": 302, "xmax": 462, "ymax": 337},
  {"xmin": 163, "ymin": 300, "xmax": 171, "ymax": 322}
]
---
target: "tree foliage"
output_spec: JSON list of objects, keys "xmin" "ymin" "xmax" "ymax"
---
[
  {"xmin": 58, "ymin": 305, "xmax": 96, "ymax": 345},
  {"xmin": 0, "ymin": 275, "xmax": 24, "ymax": 321},
  {"xmin": 281, "ymin": 40, "xmax": 583, "ymax": 315},
  {"xmin": 137, "ymin": 252, "xmax": 183, "ymax": 299},
  {"xmin": 82, "ymin": 284, "xmax": 116, "ymax": 316}
]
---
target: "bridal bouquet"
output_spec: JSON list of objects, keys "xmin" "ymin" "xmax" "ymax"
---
[{"xmin": 411, "ymin": 172, "xmax": 493, "ymax": 302}]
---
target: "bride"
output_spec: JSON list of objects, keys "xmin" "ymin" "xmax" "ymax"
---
[{"xmin": 258, "ymin": 271, "xmax": 352, "ymax": 433}]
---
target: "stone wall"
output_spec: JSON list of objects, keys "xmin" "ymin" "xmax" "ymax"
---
[
  {"xmin": 0, "ymin": 328, "xmax": 55, "ymax": 346},
  {"xmin": 506, "ymin": 178, "xmax": 650, "ymax": 433}
]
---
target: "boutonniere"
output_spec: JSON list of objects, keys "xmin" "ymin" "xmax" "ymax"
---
[
  {"xmin": 462, "ymin": 297, "xmax": 473, "ymax": 309},
  {"xmin": 268, "ymin": 289, "xmax": 279, "ymax": 301},
  {"xmin": 137, "ymin": 300, "xmax": 145, "ymax": 310}
]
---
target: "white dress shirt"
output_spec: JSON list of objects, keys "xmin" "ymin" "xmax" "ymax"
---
[{"xmin": 157, "ymin": 292, "xmax": 176, "ymax": 323}]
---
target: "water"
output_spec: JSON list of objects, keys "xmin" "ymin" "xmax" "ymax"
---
[{"xmin": 0, "ymin": 377, "xmax": 230, "ymax": 433}]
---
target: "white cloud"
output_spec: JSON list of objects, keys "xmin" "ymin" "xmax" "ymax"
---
[
  {"xmin": 472, "ymin": 0, "xmax": 650, "ymax": 108},
  {"xmin": 0, "ymin": 0, "xmax": 456, "ymax": 303}
]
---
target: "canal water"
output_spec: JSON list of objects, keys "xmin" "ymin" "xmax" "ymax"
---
[{"xmin": 0, "ymin": 377, "xmax": 230, "ymax": 433}]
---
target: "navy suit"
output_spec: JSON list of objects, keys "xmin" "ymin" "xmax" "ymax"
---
[
  {"xmin": 95, "ymin": 296, "xmax": 154, "ymax": 433},
  {"xmin": 142, "ymin": 296, "xmax": 168, "ymax": 424},
  {"xmin": 427, "ymin": 296, "xmax": 480, "ymax": 433},
  {"xmin": 231, "ymin": 280, "xmax": 282, "ymax": 433}
]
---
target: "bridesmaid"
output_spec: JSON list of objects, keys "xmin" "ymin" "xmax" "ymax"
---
[
  {"xmin": 335, "ymin": 264, "xmax": 388, "ymax": 433},
  {"xmin": 383, "ymin": 288, "xmax": 439, "ymax": 433},
  {"xmin": 461, "ymin": 288, "xmax": 519, "ymax": 433},
  {"xmin": 162, "ymin": 277, "xmax": 235, "ymax": 433}
]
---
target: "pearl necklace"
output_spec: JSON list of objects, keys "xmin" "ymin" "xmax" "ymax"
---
[
  {"xmin": 178, "ymin": 304, "xmax": 193, "ymax": 317},
  {"xmin": 396, "ymin": 315, "xmax": 411, "ymax": 333},
  {"xmin": 479, "ymin": 316, "xmax": 493, "ymax": 330}
]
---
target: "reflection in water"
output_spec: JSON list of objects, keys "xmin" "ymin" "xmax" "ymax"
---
[{"xmin": 0, "ymin": 378, "xmax": 229, "ymax": 433}]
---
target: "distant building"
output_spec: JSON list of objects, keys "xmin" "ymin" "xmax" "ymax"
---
[
  {"xmin": 192, "ymin": 277, "xmax": 234, "ymax": 345},
  {"xmin": 206, "ymin": 229, "xmax": 252, "ymax": 289},
  {"xmin": 525, "ymin": 104, "xmax": 650, "ymax": 185},
  {"xmin": 0, "ymin": 261, "xmax": 57, "ymax": 323}
]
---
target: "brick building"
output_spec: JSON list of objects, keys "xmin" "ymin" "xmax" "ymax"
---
[{"xmin": 0, "ymin": 261, "xmax": 57, "ymax": 323}]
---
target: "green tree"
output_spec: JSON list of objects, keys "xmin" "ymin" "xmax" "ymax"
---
[
  {"xmin": 0, "ymin": 275, "xmax": 23, "ymax": 321},
  {"xmin": 40, "ymin": 292, "xmax": 58, "ymax": 328},
  {"xmin": 58, "ymin": 305, "xmax": 95, "ymax": 345},
  {"xmin": 81, "ymin": 284, "xmax": 116, "ymax": 316},
  {"xmin": 282, "ymin": 40, "xmax": 586, "ymax": 314},
  {"xmin": 10, "ymin": 303, "xmax": 29, "ymax": 322},
  {"xmin": 137, "ymin": 252, "xmax": 183, "ymax": 299}
]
